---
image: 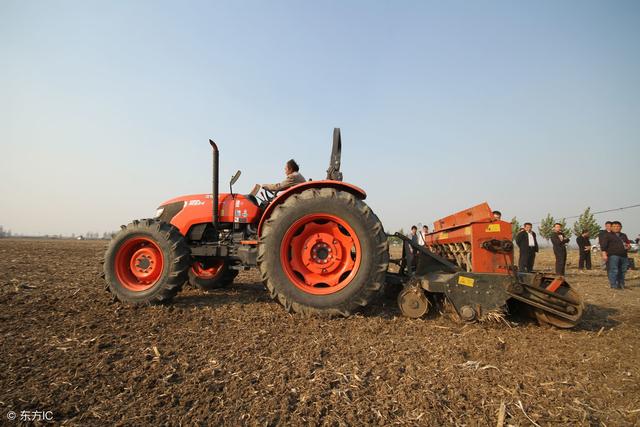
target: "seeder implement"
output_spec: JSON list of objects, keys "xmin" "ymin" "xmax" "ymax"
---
[{"xmin": 389, "ymin": 203, "xmax": 583, "ymax": 328}]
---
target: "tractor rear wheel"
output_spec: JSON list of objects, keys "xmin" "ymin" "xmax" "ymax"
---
[
  {"xmin": 258, "ymin": 188, "xmax": 389, "ymax": 317},
  {"xmin": 188, "ymin": 259, "xmax": 238, "ymax": 291},
  {"xmin": 103, "ymin": 219, "xmax": 190, "ymax": 305}
]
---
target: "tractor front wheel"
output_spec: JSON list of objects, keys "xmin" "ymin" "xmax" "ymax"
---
[
  {"xmin": 103, "ymin": 219, "xmax": 190, "ymax": 305},
  {"xmin": 258, "ymin": 188, "xmax": 389, "ymax": 316}
]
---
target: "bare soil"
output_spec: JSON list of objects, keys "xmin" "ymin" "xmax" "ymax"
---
[{"xmin": 1, "ymin": 239, "xmax": 639, "ymax": 426}]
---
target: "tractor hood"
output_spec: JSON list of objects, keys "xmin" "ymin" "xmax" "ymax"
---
[
  {"xmin": 155, "ymin": 193, "xmax": 262, "ymax": 236},
  {"xmin": 160, "ymin": 193, "xmax": 213, "ymax": 207},
  {"xmin": 154, "ymin": 194, "xmax": 214, "ymax": 230}
]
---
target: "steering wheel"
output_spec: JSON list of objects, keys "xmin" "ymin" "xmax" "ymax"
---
[{"xmin": 262, "ymin": 188, "xmax": 278, "ymax": 202}]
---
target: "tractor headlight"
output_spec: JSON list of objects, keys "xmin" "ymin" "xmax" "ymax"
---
[{"xmin": 154, "ymin": 201, "xmax": 183, "ymax": 223}]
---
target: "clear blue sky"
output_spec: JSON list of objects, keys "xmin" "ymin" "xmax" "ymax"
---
[{"xmin": 2, "ymin": 1, "xmax": 639, "ymax": 239}]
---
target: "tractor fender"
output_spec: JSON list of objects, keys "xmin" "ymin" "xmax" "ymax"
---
[{"xmin": 257, "ymin": 180, "xmax": 367, "ymax": 237}]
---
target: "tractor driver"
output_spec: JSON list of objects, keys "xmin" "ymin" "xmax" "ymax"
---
[{"xmin": 262, "ymin": 159, "xmax": 306, "ymax": 193}]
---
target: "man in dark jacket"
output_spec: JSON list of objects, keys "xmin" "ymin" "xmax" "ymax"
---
[
  {"xmin": 598, "ymin": 221, "xmax": 612, "ymax": 270},
  {"xmin": 550, "ymin": 223, "xmax": 570, "ymax": 275},
  {"xmin": 598, "ymin": 221, "xmax": 612, "ymax": 245},
  {"xmin": 600, "ymin": 221, "xmax": 630, "ymax": 289},
  {"xmin": 515, "ymin": 222, "xmax": 538, "ymax": 272},
  {"xmin": 576, "ymin": 230, "xmax": 592, "ymax": 270}
]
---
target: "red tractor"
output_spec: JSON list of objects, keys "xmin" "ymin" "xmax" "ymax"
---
[
  {"xmin": 104, "ymin": 129, "xmax": 583, "ymax": 328},
  {"xmin": 103, "ymin": 129, "xmax": 389, "ymax": 316}
]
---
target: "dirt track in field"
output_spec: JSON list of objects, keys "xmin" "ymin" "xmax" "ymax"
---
[{"xmin": 1, "ymin": 239, "xmax": 639, "ymax": 426}]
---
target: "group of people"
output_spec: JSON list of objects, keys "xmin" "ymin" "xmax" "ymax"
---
[
  {"xmin": 514, "ymin": 219, "xmax": 633, "ymax": 290},
  {"xmin": 513, "ymin": 220, "xmax": 572, "ymax": 276},
  {"xmin": 403, "ymin": 224, "xmax": 430, "ymax": 272}
]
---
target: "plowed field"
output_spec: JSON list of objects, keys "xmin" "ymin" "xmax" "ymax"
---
[{"xmin": 1, "ymin": 239, "xmax": 639, "ymax": 426}]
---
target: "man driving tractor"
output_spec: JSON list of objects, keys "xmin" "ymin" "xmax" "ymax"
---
[{"xmin": 262, "ymin": 159, "xmax": 306, "ymax": 192}]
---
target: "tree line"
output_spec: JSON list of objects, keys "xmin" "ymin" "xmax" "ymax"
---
[
  {"xmin": 0, "ymin": 226, "xmax": 116, "ymax": 240},
  {"xmin": 510, "ymin": 207, "xmax": 600, "ymax": 241}
]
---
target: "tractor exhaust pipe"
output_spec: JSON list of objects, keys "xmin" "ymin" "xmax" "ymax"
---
[
  {"xmin": 326, "ymin": 127, "xmax": 343, "ymax": 181},
  {"xmin": 209, "ymin": 139, "xmax": 219, "ymax": 236}
]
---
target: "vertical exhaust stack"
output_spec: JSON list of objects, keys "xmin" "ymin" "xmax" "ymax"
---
[
  {"xmin": 209, "ymin": 139, "xmax": 219, "ymax": 237},
  {"xmin": 326, "ymin": 127, "xmax": 343, "ymax": 181}
]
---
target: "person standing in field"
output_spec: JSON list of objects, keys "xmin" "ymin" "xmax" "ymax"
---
[
  {"xmin": 550, "ymin": 223, "xmax": 570, "ymax": 275},
  {"xmin": 576, "ymin": 230, "xmax": 592, "ymax": 270},
  {"xmin": 403, "ymin": 226, "xmax": 419, "ymax": 273},
  {"xmin": 420, "ymin": 225, "xmax": 430, "ymax": 246},
  {"xmin": 598, "ymin": 221, "xmax": 612, "ymax": 270},
  {"xmin": 600, "ymin": 221, "xmax": 631, "ymax": 289},
  {"xmin": 515, "ymin": 223, "xmax": 538, "ymax": 272},
  {"xmin": 598, "ymin": 221, "xmax": 612, "ymax": 244}
]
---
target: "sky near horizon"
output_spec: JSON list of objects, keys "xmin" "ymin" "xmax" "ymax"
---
[{"xmin": 1, "ymin": 1, "xmax": 639, "ymax": 238}]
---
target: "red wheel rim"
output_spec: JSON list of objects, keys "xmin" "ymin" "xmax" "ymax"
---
[
  {"xmin": 280, "ymin": 213, "xmax": 361, "ymax": 295},
  {"xmin": 114, "ymin": 237, "xmax": 164, "ymax": 291},
  {"xmin": 191, "ymin": 259, "xmax": 224, "ymax": 279}
]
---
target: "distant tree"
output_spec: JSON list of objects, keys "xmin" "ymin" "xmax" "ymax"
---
[
  {"xmin": 572, "ymin": 207, "xmax": 600, "ymax": 237},
  {"xmin": 398, "ymin": 228, "xmax": 405, "ymax": 237},
  {"xmin": 538, "ymin": 214, "xmax": 555, "ymax": 241},
  {"xmin": 510, "ymin": 217, "xmax": 521, "ymax": 240},
  {"xmin": 0, "ymin": 225, "xmax": 4, "ymax": 238}
]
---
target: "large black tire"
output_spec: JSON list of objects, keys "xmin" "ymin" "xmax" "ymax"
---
[
  {"xmin": 188, "ymin": 259, "xmax": 239, "ymax": 291},
  {"xmin": 258, "ymin": 188, "xmax": 389, "ymax": 317},
  {"xmin": 103, "ymin": 219, "xmax": 190, "ymax": 305}
]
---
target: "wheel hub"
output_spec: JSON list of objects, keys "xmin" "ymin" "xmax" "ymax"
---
[
  {"xmin": 312, "ymin": 243, "xmax": 330, "ymax": 262},
  {"xmin": 135, "ymin": 254, "xmax": 152, "ymax": 270},
  {"xmin": 281, "ymin": 214, "xmax": 361, "ymax": 294},
  {"xmin": 303, "ymin": 232, "xmax": 343, "ymax": 275},
  {"xmin": 115, "ymin": 237, "xmax": 164, "ymax": 291},
  {"xmin": 130, "ymin": 248, "xmax": 158, "ymax": 280}
]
